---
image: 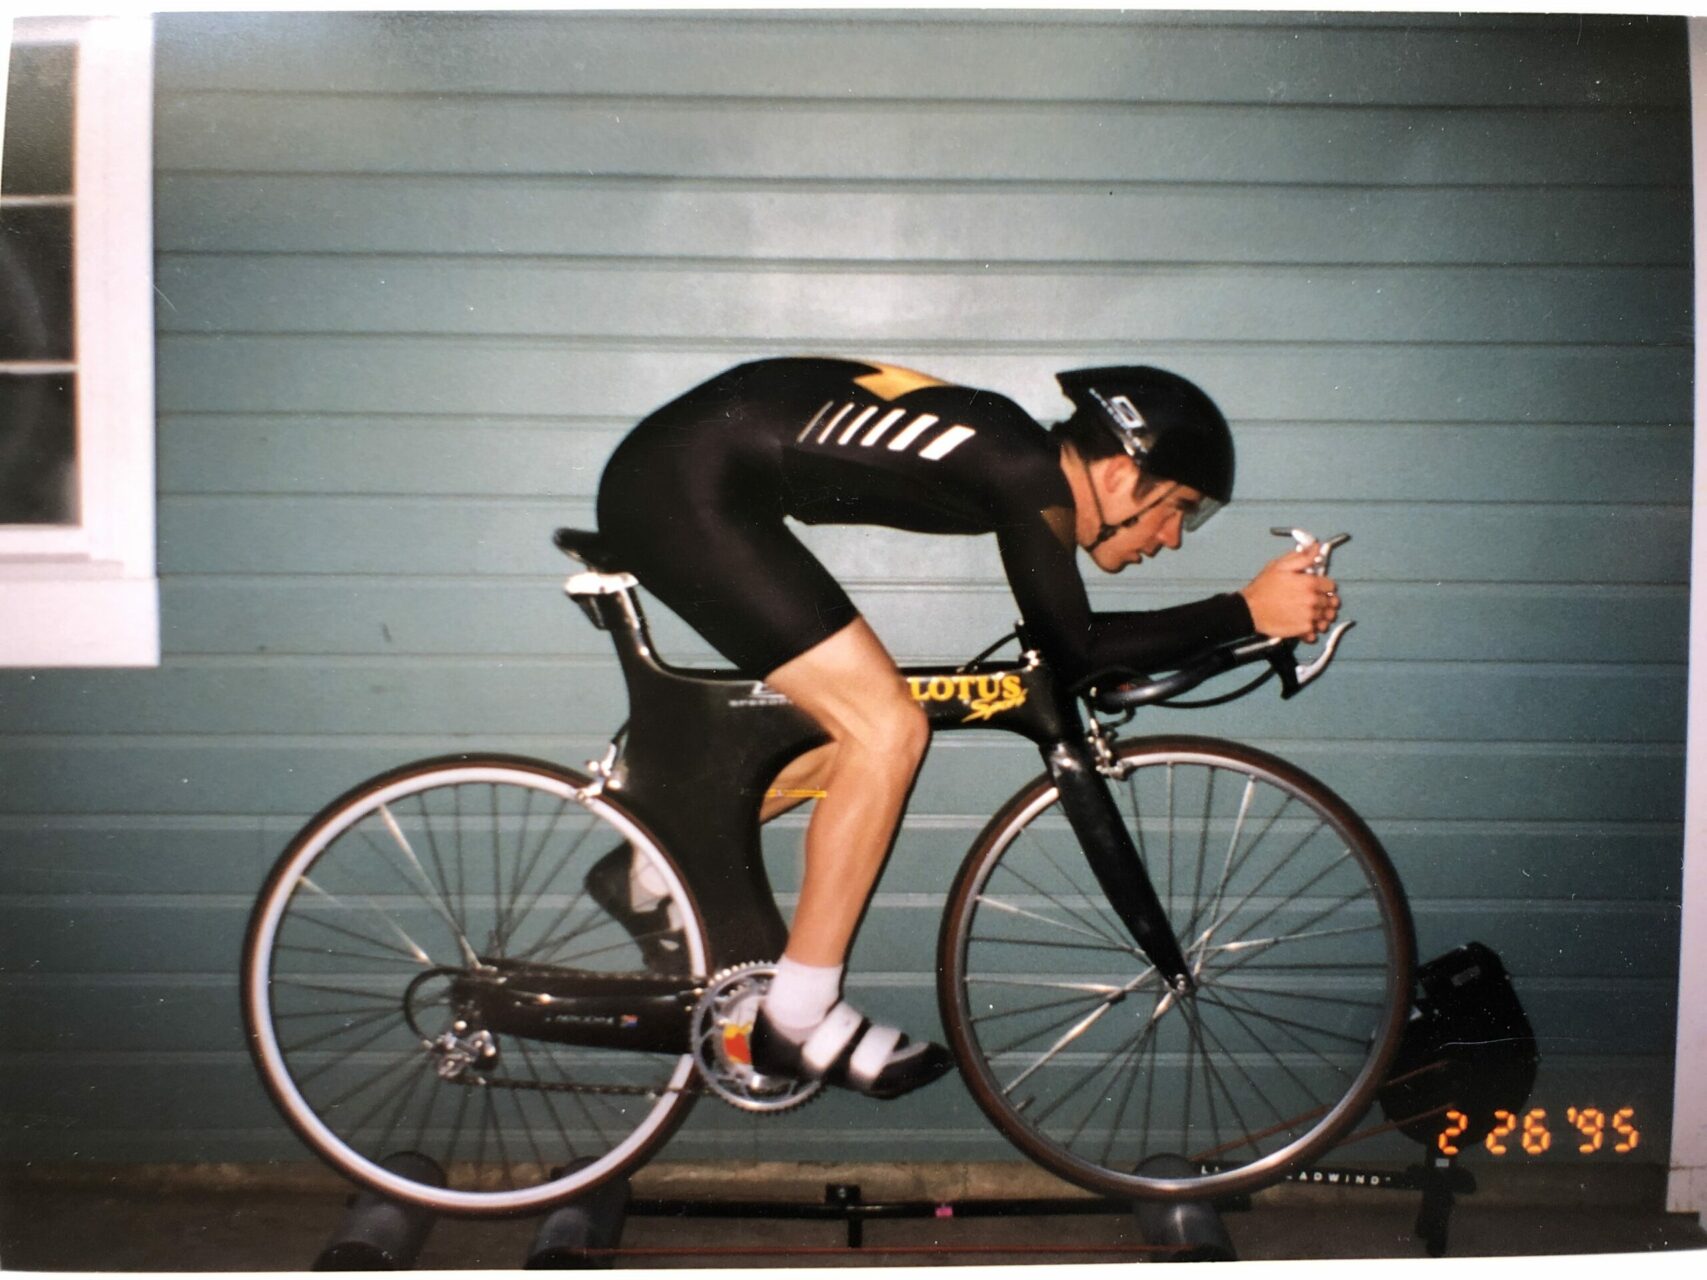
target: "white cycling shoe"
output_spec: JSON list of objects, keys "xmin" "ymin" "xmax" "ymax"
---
[{"xmin": 748, "ymin": 1001, "xmax": 955, "ymax": 1100}]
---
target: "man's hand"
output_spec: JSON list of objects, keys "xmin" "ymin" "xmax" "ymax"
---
[{"xmin": 1239, "ymin": 546, "xmax": 1340, "ymax": 643}]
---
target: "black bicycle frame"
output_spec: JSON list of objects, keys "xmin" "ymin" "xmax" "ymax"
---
[{"xmin": 573, "ymin": 578, "xmax": 1195, "ymax": 990}]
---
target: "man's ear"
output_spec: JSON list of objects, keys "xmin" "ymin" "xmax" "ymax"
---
[{"xmin": 1097, "ymin": 455, "xmax": 1140, "ymax": 497}]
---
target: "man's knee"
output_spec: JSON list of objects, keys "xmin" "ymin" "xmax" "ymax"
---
[{"xmin": 850, "ymin": 692, "xmax": 929, "ymax": 773}]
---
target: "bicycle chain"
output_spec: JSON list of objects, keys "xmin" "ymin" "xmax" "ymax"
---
[{"xmin": 446, "ymin": 1071, "xmax": 708, "ymax": 1098}]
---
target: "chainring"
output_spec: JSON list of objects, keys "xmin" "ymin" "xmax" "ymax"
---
[{"xmin": 689, "ymin": 963, "xmax": 822, "ymax": 1113}]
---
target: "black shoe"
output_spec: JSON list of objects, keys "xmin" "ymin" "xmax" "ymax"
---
[
  {"xmin": 748, "ymin": 1003, "xmax": 955, "ymax": 1100},
  {"xmin": 584, "ymin": 846, "xmax": 687, "ymax": 975}
]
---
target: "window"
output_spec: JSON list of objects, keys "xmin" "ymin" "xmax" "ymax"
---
[{"xmin": 0, "ymin": 15, "xmax": 156, "ymax": 666}]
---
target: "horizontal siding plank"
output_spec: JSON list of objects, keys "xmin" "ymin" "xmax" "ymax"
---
[
  {"xmin": 155, "ymin": 578, "xmax": 1689, "ymax": 665},
  {"xmin": 0, "ymin": 661, "xmax": 1683, "ymax": 744},
  {"xmin": 158, "ymin": 417, "xmax": 1692, "ymax": 506},
  {"xmin": 0, "ymin": 740, "xmax": 1682, "ymax": 824},
  {"xmin": 0, "ymin": 895, "xmax": 1679, "ymax": 982},
  {"xmin": 154, "ymin": 13, "xmax": 1686, "ymax": 107},
  {"xmin": 0, "ymin": 817, "xmax": 1682, "ymax": 903},
  {"xmin": 153, "ymin": 340, "xmax": 1694, "ymax": 424},
  {"xmin": 152, "ymin": 95, "xmax": 1691, "ymax": 187},
  {"xmin": 0, "ymin": 973, "xmax": 1679, "ymax": 1057},
  {"xmin": 154, "ymin": 176, "xmax": 1695, "ymax": 266},
  {"xmin": 0, "ymin": 1050, "xmax": 1679, "ymax": 1166},
  {"xmin": 153, "ymin": 257, "xmax": 1691, "ymax": 347},
  {"xmin": 154, "ymin": 496, "xmax": 1691, "ymax": 585}
]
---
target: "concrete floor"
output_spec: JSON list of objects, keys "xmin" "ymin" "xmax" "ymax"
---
[{"xmin": 1, "ymin": 1163, "xmax": 1702, "ymax": 1270}]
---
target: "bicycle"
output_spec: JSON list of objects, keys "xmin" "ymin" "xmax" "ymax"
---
[{"xmin": 242, "ymin": 525, "xmax": 1414, "ymax": 1216}]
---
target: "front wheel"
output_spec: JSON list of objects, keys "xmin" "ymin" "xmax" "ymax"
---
[
  {"xmin": 939, "ymin": 736, "xmax": 1414, "ymax": 1201},
  {"xmin": 242, "ymin": 755, "xmax": 709, "ymax": 1215}
]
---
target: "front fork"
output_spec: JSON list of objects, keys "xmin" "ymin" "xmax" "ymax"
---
[{"xmin": 1044, "ymin": 735, "xmax": 1195, "ymax": 994}]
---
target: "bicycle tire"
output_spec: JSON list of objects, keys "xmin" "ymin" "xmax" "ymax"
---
[
  {"xmin": 939, "ymin": 735, "xmax": 1414, "ymax": 1200},
  {"xmin": 243, "ymin": 754, "xmax": 708, "ymax": 1216}
]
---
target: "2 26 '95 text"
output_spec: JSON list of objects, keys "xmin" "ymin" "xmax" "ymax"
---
[{"xmin": 1436, "ymin": 1107, "xmax": 1640, "ymax": 1157}]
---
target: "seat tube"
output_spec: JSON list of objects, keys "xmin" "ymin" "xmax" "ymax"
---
[{"xmin": 1043, "ymin": 738, "xmax": 1195, "ymax": 992}]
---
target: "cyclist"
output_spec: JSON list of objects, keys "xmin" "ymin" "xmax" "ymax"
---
[{"xmin": 590, "ymin": 357, "xmax": 1338, "ymax": 1100}]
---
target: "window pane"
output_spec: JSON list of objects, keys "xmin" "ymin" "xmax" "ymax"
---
[
  {"xmin": 2, "ymin": 41, "xmax": 75, "ymax": 196},
  {"xmin": 0, "ymin": 207, "xmax": 72, "ymax": 359},
  {"xmin": 0, "ymin": 374, "xmax": 77, "ymax": 525}
]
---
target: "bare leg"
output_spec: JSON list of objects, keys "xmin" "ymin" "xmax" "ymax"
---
[
  {"xmin": 761, "ymin": 618, "xmax": 929, "ymax": 967},
  {"xmin": 760, "ymin": 743, "xmax": 835, "ymax": 822}
]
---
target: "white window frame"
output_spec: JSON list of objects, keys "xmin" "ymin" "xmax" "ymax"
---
[
  {"xmin": 0, "ymin": 14, "xmax": 157, "ymax": 667},
  {"xmin": 1674, "ymin": 15, "xmax": 1707, "ymax": 1232}
]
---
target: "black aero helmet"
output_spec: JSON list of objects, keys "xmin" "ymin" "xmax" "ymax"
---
[{"xmin": 1055, "ymin": 365, "xmax": 1235, "ymax": 530}]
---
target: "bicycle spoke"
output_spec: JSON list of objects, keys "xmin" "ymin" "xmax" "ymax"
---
[
  {"xmin": 964, "ymin": 975, "xmax": 1130, "ymax": 995},
  {"xmin": 1188, "ymin": 775, "xmax": 1256, "ymax": 952},
  {"xmin": 1201, "ymin": 918, "xmax": 1386, "ymax": 961},
  {"xmin": 516, "ymin": 1040, "xmax": 576, "ymax": 1161},
  {"xmin": 489, "ymin": 784, "xmax": 506, "ymax": 953},
  {"xmin": 517, "ymin": 913, "xmax": 632, "ymax": 967},
  {"xmin": 494, "ymin": 795, "xmax": 574, "ymax": 955},
  {"xmin": 1000, "ymin": 840, "xmax": 1132, "ymax": 952},
  {"xmin": 1096, "ymin": 1013, "xmax": 1160, "ymax": 1167},
  {"xmin": 280, "ymin": 1005, "xmax": 403, "ymax": 1055},
  {"xmin": 1187, "ymin": 818, "xmax": 1329, "ymax": 950},
  {"xmin": 1194, "ymin": 989, "xmax": 1370, "ymax": 1050},
  {"xmin": 1182, "ymin": 997, "xmax": 1226, "ymax": 1161},
  {"xmin": 482, "ymin": 1086, "xmax": 516, "ymax": 1190},
  {"xmin": 999, "ymin": 963, "xmax": 1160, "ymax": 1096},
  {"xmin": 451, "ymin": 786, "xmax": 470, "ymax": 948},
  {"xmin": 495, "ymin": 781, "xmax": 537, "ymax": 949},
  {"xmin": 293, "ymin": 1014, "xmax": 413, "ymax": 1088},
  {"xmin": 1027, "ymin": 834, "xmax": 1134, "ymax": 953},
  {"xmin": 985, "ymin": 990, "xmax": 1128, "ymax": 1059},
  {"xmin": 275, "ymin": 1002, "xmax": 403, "ymax": 1021},
  {"xmin": 274, "ymin": 976, "xmax": 410, "ymax": 1004},
  {"xmin": 375, "ymin": 1067, "xmax": 430, "ymax": 1164},
  {"xmin": 497, "ymin": 821, "xmax": 605, "ymax": 960},
  {"xmin": 293, "ymin": 877, "xmax": 433, "ymax": 966},
  {"xmin": 1189, "ymin": 1002, "xmax": 1297, "ymax": 1159},
  {"xmin": 1031, "ymin": 1016, "xmax": 1151, "ymax": 1134},
  {"xmin": 276, "ymin": 941, "xmax": 424, "ymax": 968},
  {"xmin": 975, "ymin": 892, "xmax": 1134, "ymax": 951},
  {"xmin": 1186, "ymin": 989, "xmax": 1337, "ymax": 1158},
  {"xmin": 415, "ymin": 789, "xmax": 466, "ymax": 952},
  {"xmin": 969, "ymin": 933, "xmax": 1149, "ymax": 954},
  {"xmin": 315, "ymin": 1042, "xmax": 430, "ymax": 1114},
  {"xmin": 970, "ymin": 988, "xmax": 1110, "ymax": 1027},
  {"xmin": 1187, "ymin": 767, "xmax": 1216, "ymax": 949},
  {"xmin": 369, "ymin": 804, "xmax": 480, "ymax": 967},
  {"xmin": 1208, "ymin": 978, "xmax": 1386, "ymax": 1011}
]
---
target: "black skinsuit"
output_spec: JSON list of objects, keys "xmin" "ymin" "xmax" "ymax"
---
[{"xmin": 596, "ymin": 357, "xmax": 1253, "ymax": 682}]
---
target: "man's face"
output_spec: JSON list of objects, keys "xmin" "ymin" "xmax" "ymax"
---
[{"xmin": 1088, "ymin": 475, "xmax": 1206, "ymax": 574}]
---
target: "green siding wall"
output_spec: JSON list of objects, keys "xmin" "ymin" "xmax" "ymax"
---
[{"xmin": 0, "ymin": 10, "xmax": 1691, "ymax": 1172}]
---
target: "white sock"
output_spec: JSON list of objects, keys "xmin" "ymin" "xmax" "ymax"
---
[
  {"xmin": 763, "ymin": 957, "xmax": 844, "ymax": 1041},
  {"xmin": 626, "ymin": 851, "xmax": 682, "ymax": 931}
]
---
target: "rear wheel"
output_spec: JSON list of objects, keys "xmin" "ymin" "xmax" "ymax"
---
[
  {"xmin": 243, "ymin": 756, "xmax": 707, "ymax": 1215},
  {"xmin": 939, "ymin": 735, "xmax": 1413, "ymax": 1200}
]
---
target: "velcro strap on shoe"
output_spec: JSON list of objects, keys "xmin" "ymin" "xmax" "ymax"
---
[
  {"xmin": 847, "ymin": 1024, "xmax": 905, "ymax": 1088},
  {"xmin": 801, "ymin": 1002, "xmax": 866, "ymax": 1077}
]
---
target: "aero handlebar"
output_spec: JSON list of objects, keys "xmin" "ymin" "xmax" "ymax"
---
[{"xmin": 1088, "ymin": 528, "xmax": 1357, "ymax": 714}]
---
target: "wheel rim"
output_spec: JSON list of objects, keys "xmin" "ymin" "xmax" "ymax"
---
[
  {"xmin": 246, "ymin": 764, "xmax": 705, "ymax": 1213},
  {"xmin": 949, "ymin": 745, "xmax": 1409, "ymax": 1197}
]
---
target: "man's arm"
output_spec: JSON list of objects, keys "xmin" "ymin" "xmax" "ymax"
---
[{"xmin": 995, "ymin": 509, "xmax": 1255, "ymax": 689}]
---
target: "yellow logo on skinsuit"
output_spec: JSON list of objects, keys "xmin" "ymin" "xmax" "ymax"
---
[
  {"xmin": 853, "ymin": 361, "xmax": 950, "ymax": 401},
  {"xmin": 907, "ymin": 673, "xmax": 1027, "ymax": 723}
]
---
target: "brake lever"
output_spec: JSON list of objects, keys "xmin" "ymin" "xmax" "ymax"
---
[
  {"xmin": 1271, "ymin": 527, "xmax": 1351, "ymax": 575},
  {"xmin": 1267, "ymin": 528, "xmax": 1356, "ymax": 695}
]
